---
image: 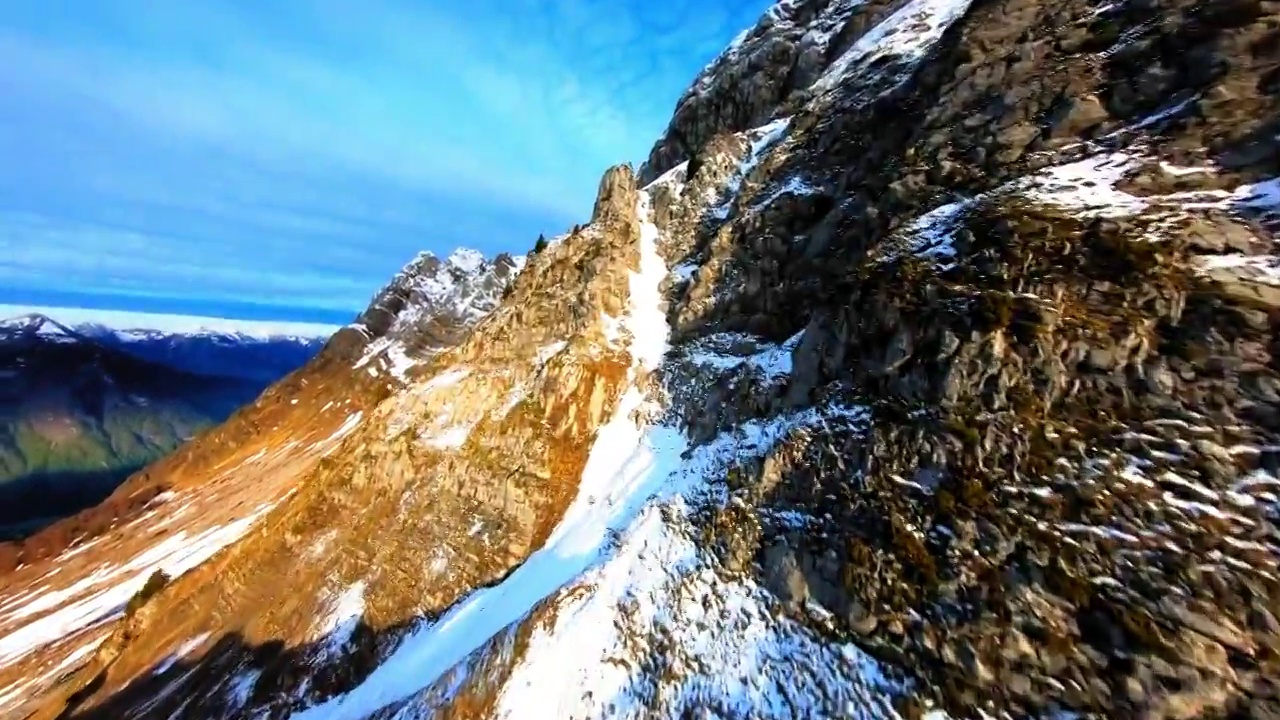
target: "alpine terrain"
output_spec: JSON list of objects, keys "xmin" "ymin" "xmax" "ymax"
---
[
  {"xmin": 2, "ymin": 0, "xmax": 1278, "ymax": 718},
  {"xmin": 0, "ymin": 313, "xmax": 328, "ymax": 540}
]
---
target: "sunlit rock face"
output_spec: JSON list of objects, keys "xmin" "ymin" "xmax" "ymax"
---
[{"xmin": 5, "ymin": 0, "xmax": 1280, "ymax": 719}]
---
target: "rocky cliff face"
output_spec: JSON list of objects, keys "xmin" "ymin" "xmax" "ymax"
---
[
  {"xmin": 4, "ymin": 0, "xmax": 1279, "ymax": 718},
  {"xmin": 328, "ymin": 248, "xmax": 525, "ymax": 375}
]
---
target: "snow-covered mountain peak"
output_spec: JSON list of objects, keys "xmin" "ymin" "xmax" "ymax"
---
[
  {"xmin": 344, "ymin": 247, "xmax": 525, "ymax": 383},
  {"xmin": 445, "ymin": 247, "xmax": 488, "ymax": 274},
  {"xmin": 0, "ymin": 312, "xmax": 79, "ymax": 341}
]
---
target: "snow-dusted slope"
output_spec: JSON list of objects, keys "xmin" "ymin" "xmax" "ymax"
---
[
  {"xmin": 293, "ymin": 192, "xmax": 674, "ymax": 720},
  {"xmin": 0, "ymin": 249, "xmax": 521, "ymax": 720},
  {"xmin": 9, "ymin": 0, "xmax": 1280, "ymax": 718},
  {"xmin": 349, "ymin": 248, "xmax": 524, "ymax": 382}
]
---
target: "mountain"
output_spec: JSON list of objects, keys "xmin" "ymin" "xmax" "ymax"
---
[
  {"xmin": 80, "ymin": 327, "xmax": 325, "ymax": 385},
  {"xmin": 0, "ymin": 310, "xmax": 334, "ymax": 383},
  {"xmin": 0, "ymin": 248, "xmax": 522, "ymax": 636},
  {"xmin": 1, "ymin": 1, "xmax": 1278, "ymax": 718},
  {"xmin": 0, "ymin": 313, "xmax": 322, "ymax": 540}
]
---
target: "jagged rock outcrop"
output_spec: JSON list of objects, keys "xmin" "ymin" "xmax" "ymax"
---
[
  {"xmin": 632, "ymin": 0, "xmax": 1279, "ymax": 716},
  {"xmin": 0, "ymin": 248, "xmax": 521, "ymax": 718},
  {"xmin": 642, "ymin": 0, "xmax": 868, "ymax": 183},
  {"xmin": 329, "ymin": 248, "xmax": 524, "ymax": 372},
  {"xmin": 0, "ymin": 168, "xmax": 657, "ymax": 719},
  {"xmin": 4, "ymin": 0, "xmax": 1279, "ymax": 719}
]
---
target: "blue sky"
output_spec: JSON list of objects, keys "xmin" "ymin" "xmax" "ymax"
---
[{"xmin": 0, "ymin": 0, "xmax": 770, "ymax": 323}]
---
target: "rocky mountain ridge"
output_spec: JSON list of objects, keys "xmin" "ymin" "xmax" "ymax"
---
[
  {"xmin": 2, "ymin": 0, "xmax": 1278, "ymax": 718},
  {"xmin": 0, "ymin": 248, "xmax": 521, "ymax": 716}
]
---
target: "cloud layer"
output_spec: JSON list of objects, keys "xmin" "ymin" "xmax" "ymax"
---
[{"xmin": 0, "ymin": 0, "xmax": 771, "ymax": 318}]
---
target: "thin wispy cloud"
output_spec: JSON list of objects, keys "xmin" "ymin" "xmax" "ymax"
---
[{"xmin": 0, "ymin": 0, "xmax": 771, "ymax": 319}]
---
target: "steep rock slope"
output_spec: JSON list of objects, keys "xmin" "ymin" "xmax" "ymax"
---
[
  {"xmin": 9, "ymin": 171, "xmax": 648, "ymax": 719},
  {"xmin": 9, "ymin": 0, "xmax": 1280, "ymax": 718},
  {"xmin": 0, "ymin": 251, "xmax": 519, "ymax": 717}
]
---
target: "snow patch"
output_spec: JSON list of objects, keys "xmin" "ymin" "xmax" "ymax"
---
[
  {"xmin": 494, "ymin": 498, "xmax": 897, "ymax": 719},
  {"xmin": 318, "ymin": 582, "xmax": 367, "ymax": 656},
  {"xmin": 600, "ymin": 312, "xmax": 623, "ymax": 345},
  {"xmin": 750, "ymin": 331, "xmax": 804, "ymax": 379},
  {"xmin": 1160, "ymin": 162, "xmax": 1214, "ymax": 177},
  {"xmin": 712, "ymin": 118, "xmax": 794, "ymax": 220},
  {"xmin": 1236, "ymin": 177, "xmax": 1280, "ymax": 212},
  {"xmin": 0, "ymin": 501, "xmax": 281, "ymax": 666},
  {"xmin": 1018, "ymin": 153, "xmax": 1148, "ymax": 217},
  {"xmin": 420, "ymin": 426, "xmax": 473, "ymax": 450},
  {"xmin": 353, "ymin": 337, "xmax": 392, "ymax": 370},
  {"xmin": 907, "ymin": 198, "xmax": 977, "ymax": 268},
  {"xmin": 643, "ymin": 161, "xmax": 690, "ymax": 195},
  {"xmin": 153, "ymin": 633, "xmax": 212, "ymax": 676},
  {"xmin": 670, "ymin": 261, "xmax": 699, "ymax": 282},
  {"xmin": 752, "ymin": 175, "xmax": 822, "ymax": 212},
  {"xmin": 811, "ymin": 0, "xmax": 973, "ymax": 97},
  {"xmin": 683, "ymin": 331, "xmax": 804, "ymax": 380},
  {"xmin": 226, "ymin": 668, "xmax": 263, "ymax": 711},
  {"xmin": 384, "ymin": 344, "xmax": 417, "ymax": 381},
  {"xmin": 1198, "ymin": 254, "xmax": 1280, "ymax": 285}
]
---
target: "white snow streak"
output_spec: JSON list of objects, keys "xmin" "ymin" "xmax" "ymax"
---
[
  {"xmin": 0, "ymin": 638, "xmax": 102, "ymax": 710},
  {"xmin": 712, "ymin": 117, "xmax": 794, "ymax": 220},
  {"xmin": 752, "ymin": 175, "xmax": 822, "ymax": 212},
  {"xmin": 153, "ymin": 633, "xmax": 212, "ymax": 676},
  {"xmin": 292, "ymin": 191, "xmax": 674, "ymax": 720},
  {"xmin": 811, "ymin": 0, "xmax": 973, "ymax": 97},
  {"xmin": 630, "ymin": 192, "xmax": 672, "ymax": 372},
  {"xmin": 318, "ymin": 582, "xmax": 367, "ymax": 657},
  {"xmin": 421, "ymin": 369, "xmax": 469, "ymax": 392},
  {"xmin": 326, "ymin": 412, "xmax": 365, "ymax": 444},
  {"xmin": 0, "ymin": 501, "xmax": 280, "ymax": 667}
]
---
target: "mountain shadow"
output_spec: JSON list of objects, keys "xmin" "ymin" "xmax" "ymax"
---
[
  {"xmin": 0, "ymin": 313, "xmax": 324, "ymax": 537},
  {"xmin": 0, "ymin": 465, "xmax": 145, "ymax": 541}
]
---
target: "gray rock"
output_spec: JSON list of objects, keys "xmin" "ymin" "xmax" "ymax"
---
[{"xmin": 762, "ymin": 541, "xmax": 809, "ymax": 607}]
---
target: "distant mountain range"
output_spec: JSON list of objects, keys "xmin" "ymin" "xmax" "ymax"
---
[{"xmin": 0, "ymin": 312, "xmax": 331, "ymax": 539}]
